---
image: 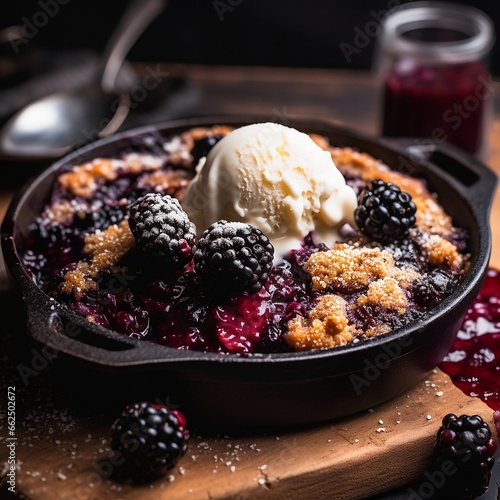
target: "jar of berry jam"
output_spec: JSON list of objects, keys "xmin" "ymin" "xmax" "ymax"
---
[{"xmin": 375, "ymin": 2, "xmax": 495, "ymax": 157}]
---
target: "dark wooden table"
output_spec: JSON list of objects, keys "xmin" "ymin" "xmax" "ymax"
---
[{"xmin": 1, "ymin": 65, "xmax": 499, "ymax": 499}]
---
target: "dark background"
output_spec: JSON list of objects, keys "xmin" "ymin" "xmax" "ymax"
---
[{"xmin": 2, "ymin": 0, "xmax": 500, "ymax": 74}]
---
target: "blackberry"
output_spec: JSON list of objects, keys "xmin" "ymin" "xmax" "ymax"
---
[
  {"xmin": 129, "ymin": 193, "xmax": 196, "ymax": 268},
  {"xmin": 432, "ymin": 413, "xmax": 497, "ymax": 499},
  {"xmin": 28, "ymin": 216, "xmax": 77, "ymax": 246},
  {"xmin": 124, "ymin": 132, "xmax": 166, "ymax": 158},
  {"xmin": 412, "ymin": 268, "xmax": 458, "ymax": 309},
  {"xmin": 110, "ymin": 402, "xmax": 189, "ymax": 482},
  {"xmin": 73, "ymin": 204, "xmax": 127, "ymax": 232},
  {"xmin": 194, "ymin": 220, "xmax": 274, "ymax": 295},
  {"xmin": 355, "ymin": 179, "xmax": 416, "ymax": 243},
  {"xmin": 191, "ymin": 134, "xmax": 224, "ymax": 166}
]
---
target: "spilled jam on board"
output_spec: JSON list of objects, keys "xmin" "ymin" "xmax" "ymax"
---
[{"xmin": 440, "ymin": 268, "xmax": 500, "ymax": 411}]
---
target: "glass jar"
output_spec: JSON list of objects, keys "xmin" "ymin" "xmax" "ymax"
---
[{"xmin": 375, "ymin": 2, "xmax": 495, "ymax": 157}]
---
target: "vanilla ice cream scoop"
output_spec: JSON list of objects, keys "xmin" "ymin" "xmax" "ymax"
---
[{"xmin": 181, "ymin": 122, "xmax": 357, "ymax": 256}]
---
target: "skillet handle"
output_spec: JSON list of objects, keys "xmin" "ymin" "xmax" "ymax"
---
[
  {"xmin": 384, "ymin": 138, "xmax": 498, "ymax": 219},
  {"xmin": 23, "ymin": 286, "xmax": 190, "ymax": 367}
]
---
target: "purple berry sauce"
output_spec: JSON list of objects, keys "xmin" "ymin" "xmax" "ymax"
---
[{"xmin": 440, "ymin": 268, "xmax": 500, "ymax": 411}]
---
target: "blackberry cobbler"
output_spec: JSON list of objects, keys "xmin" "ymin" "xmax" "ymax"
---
[{"xmin": 22, "ymin": 123, "xmax": 471, "ymax": 354}]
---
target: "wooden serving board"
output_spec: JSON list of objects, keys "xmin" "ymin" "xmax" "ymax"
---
[{"xmin": 8, "ymin": 368, "xmax": 496, "ymax": 500}]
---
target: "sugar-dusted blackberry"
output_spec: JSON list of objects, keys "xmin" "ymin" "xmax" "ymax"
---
[
  {"xmin": 191, "ymin": 134, "xmax": 224, "ymax": 166},
  {"xmin": 433, "ymin": 413, "xmax": 497, "ymax": 499},
  {"xmin": 110, "ymin": 402, "xmax": 189, "ymax": 482},
  {"xmin": 129, "ymin": 193, "xmax": 196, "ymax": 268},
  {"xmin": 355, "ymin": 179, "xmax": 416, "ymax": 243},
  {"xmin": 194, "ymin": 220, "xmax": 274, "ymax": 295}
]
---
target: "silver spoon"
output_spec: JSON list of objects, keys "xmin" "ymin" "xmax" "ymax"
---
[{"xmin": 0, "ymin": 0, "xmax": 166, "ymax": 161}]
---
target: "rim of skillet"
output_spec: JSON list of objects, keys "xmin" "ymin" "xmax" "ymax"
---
[{"xmin": 1, "ymin": 114, "xmax": 494, "ymax": 366}]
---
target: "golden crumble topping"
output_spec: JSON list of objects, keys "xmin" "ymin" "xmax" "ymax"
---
[
  {"xmin": 365, "ymin": 324, "xmax": 392, "ymax": 338},
  {"xmin": 83, "ymin": 220, "xmax": 135, "ymax": 267},
  {"xmin": 58, "ymin": 158, "xmax": 124, "ymax": 198},
  {"xmin": 290, "ymin": 244, "xmax": 422, "ymax": 349},
  {"xmin": 58, "ymin": 154, "xmax": 164, "ymax": 198},
  {"xmin": 357, "ymin": 276, "xmax": 408, "ymax": 315},
  {"xmin": 305, "ymin": 244, "xmax": 420, "ymax": 293},
  {"xmin": 181, "ymin": 125, "xmax": 235, "ymax": 149},
  {"xmin": 59, "ymin": 262, "xmax": 97, "ymax": 301},
  {"xmin": 421, "ymin": 234, "xmax": 465, "ymax": 270},
  {"xmin": 60, "ymin": 220, "xmax": 135, "ymax": 299},
  {"xmin": 43, "ymin": 199, "xmax": 82, "ymax": 224},
  {"xmin": 170, "ymin": 126, "xmax": 235, "ymax": 167},
  {"xmin": 285, "ymin": 294, "xmax": 354, "ymax": 350},
  {"xmin": 122, "ymin": 153, "xmax": 164, "ymax": 173},
  {"xmin": 137, "ymin": 170, "xmax": 191, "ymax": 195}
]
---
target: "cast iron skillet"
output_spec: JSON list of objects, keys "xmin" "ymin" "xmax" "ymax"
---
[{"xmin": 1, "ymin": 117, "xmax": 497, "ymax": 429}]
